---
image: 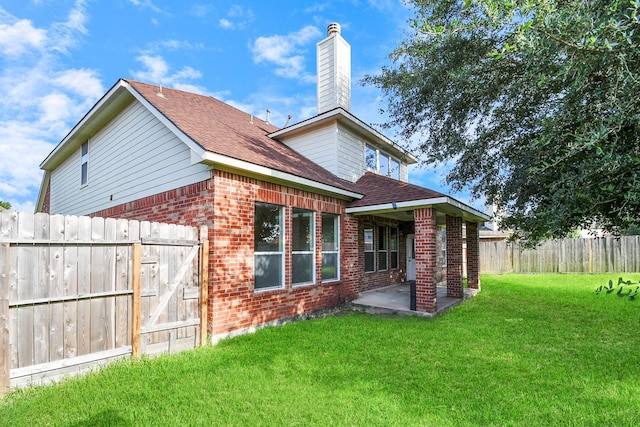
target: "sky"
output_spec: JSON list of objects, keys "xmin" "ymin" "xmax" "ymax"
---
[{"xmin": 0, "ymin": 0, "xmax": 479, "ymax": 213}]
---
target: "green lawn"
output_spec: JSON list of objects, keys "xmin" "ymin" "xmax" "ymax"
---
[{"xmin": 2, "ymin": 274, "xmax": 639, "ymax": 426}]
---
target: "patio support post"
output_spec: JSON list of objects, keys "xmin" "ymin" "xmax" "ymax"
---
[
  {"xmin": 446, "ymin": 215, "xmax": 463, "ymax": 298},
  {"xmin": 414, "ymin": 208, "xmax": 437, "ymax": 313},
  {"xmin": 466, "ymin": 221, "xmax": 480, "ymax": 290}
]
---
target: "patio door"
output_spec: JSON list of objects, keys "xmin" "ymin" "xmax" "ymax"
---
[{"xmin": 406, "ymin": 234, "xmax": 416, "ymax": 281}]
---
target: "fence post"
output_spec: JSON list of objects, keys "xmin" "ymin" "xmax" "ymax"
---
[
  {"xmin": 199, "ymin": 226, "xmax": 209, "ymax": 347},
  {"xmin": 1, "ymin": 243, "xmax": 10, "ymax": 397},
  {"xmin": 131, "ymin": 243, "xmax": 142, "ymax": 359}
]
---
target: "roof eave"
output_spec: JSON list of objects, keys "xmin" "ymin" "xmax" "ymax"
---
[
  {"xmin": 199, "ymin": 151, "xmax": 364, "ymax": 200},
  {"xmin": 346, "ymin": 197, "xmax": 490, "ymax": 223}
]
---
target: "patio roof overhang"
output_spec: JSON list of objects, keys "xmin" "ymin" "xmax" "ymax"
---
[{"xmin": 345, "ymin": 196, "xmax": 490, "ymax": 224}]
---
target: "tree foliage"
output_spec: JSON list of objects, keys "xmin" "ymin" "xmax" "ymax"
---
[
  {"xmin": 0, "ymin": 200, "xmax": 10, "ymax": 210},
  {"xmin": 365, "ymin": 0, "xmax": 640, "ymax": 246}
]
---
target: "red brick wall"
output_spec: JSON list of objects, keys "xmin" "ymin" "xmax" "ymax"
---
[
  {"xmin": 414, "ymin": 208, "xmax": 437, "ymax": 313},
  {"xmin": 92, "ymin": 171, "xmax": 359, "ymax": 340},
  {"xmin": 446, "ymin": 215, "xmax": 463, "ymax": 298},
  {"xmin": 466, "ymin": 221, "xmax": 480, "ymax": 289}
]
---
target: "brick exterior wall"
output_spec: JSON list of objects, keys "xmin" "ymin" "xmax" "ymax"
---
[
  {"xmin": 466, "ymin": 221, "xmax": 480, "ymax": 289},
  {"xmin": 357, "ymin": 216, "xmax": 406, "ymax": 292},
  {"xmin": 414, "ymin": 208, "xmax": 437, "ymax": 313},
  {"xmin": 446, "ymin": 215, "xmax": 463, "ymax": 298},
  {"xmin": 92, "ymin": 170, "xmax": 360, "ymax": 341}
]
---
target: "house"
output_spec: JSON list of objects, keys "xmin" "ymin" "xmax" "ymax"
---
[{"xmin": 36, "ymin": 23, "xmax": 489, "ymax": 342}]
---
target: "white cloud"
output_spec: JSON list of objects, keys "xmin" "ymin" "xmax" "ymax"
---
[
  {"xmin": 0, "ymin": 15, "xmax": 46, "ymax": 57},
  {"xmin": 251, "ymin": 26, "xmax": 321, "ymax": 83},
  {"xmin": 0, "ymin": 3, "xmax": 104, "ymax": 212},
  {"xmin": 132, "ymin": 54, "xmax": 203, "ymax": 88},
  {"xmin": 219, "ymin": 5, "xmax": 254, "ymax": 30},
  {"xmin": 128, "ymin": 0, "xmax": 163, "ymax": 14}
]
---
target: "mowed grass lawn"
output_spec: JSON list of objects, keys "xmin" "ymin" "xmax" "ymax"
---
[{"xmin": 2, "ymin": 274, "xmax": 640, "ymax": 426}]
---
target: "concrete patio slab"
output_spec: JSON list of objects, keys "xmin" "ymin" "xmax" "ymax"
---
[{"xmin": 351, "ymin": 283, "xmax": 479, "ymax": 317}]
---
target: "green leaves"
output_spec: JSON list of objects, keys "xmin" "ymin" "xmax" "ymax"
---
[{"xmin": 365, "ymin": 0, "xmax": 640, "ymax": 245}]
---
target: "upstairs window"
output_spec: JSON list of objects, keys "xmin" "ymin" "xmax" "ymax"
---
[
  {"xmin": 390, "ymin": 158, "xmax": 400, "ymax": 180},
  {"xmin": 80, "ymin": 141, "xmax": 89, "ymax": 186},
  {"xmin": 379, "ymin": 153, "xmax": 389, "ymax": 176},
  {"xmin": 292, "ymin": 209, "xmax": 315, "ymax": 285},
  {"xmin": 365, "ymin": 143, "xmax": 400, "ymax": 180},
  {"xmin": 254, "ymin": 203, "xmax": 284, "ymax": 290},
  {"xmin": 365, "ymin": 144, "xmax": 377, "ymax": 170}
]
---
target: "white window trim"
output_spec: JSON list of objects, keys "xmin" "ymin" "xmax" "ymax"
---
[
  {"xmin": 80, "ymin": 141, "xmax": 89, "ymax": 187},
  {"xmin": 254, "ymin": 203, "xmax": 285, "ymax": 292},
  {"xmin": 292, "ymin": 209, "xmax": 315, "ymax": 287},
  {"xmin": 322, "ymin": 213, "xmax": 340, "ymax": 283},
  {"xmin": 390, "ymin": 227, "xmax": 399, "ymax": 269},
  {"xmin": 378, "ymin": 225, "xmax": 388, "ymax": 271},
  {"xmin": 364, "ymin": 228, "xmax": 375, "ymax": 273},
  {"xmin": 364, "ymin": 143, "xmax": 401, "ymax": 179}
]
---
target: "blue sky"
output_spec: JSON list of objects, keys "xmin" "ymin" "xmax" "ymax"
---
[{"xmin": 0, "ymin": 0, "xmax": 478, "ymax": 212}]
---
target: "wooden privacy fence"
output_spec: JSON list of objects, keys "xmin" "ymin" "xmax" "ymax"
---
[
  {"xmin": 480, "ymin": 236, "xmax": 640, "ymax": 274},
  {"xmin": 0, "ymin": 211, "xmax": 209, "ymax": 396}
]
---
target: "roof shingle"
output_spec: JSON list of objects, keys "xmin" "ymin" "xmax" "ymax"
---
[
  {"xmin": 126, "ymin": 79, "xmax": 360, "ymax": 194},
  {"xmin": 348, "ymin": 172, "xmax": 447, "ymax": 208}
]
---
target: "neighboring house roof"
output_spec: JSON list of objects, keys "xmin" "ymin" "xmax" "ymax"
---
[{"xmin": 347, "ymin": 172, "xmax": 489, "ymax": 222}]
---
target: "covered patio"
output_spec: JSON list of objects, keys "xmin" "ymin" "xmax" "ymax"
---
[
  {"xmin": 352, "ymin": 282, "xmax": 479, "ymax": 317},
  {"xmin": 347, "ymin": 173, "xmax": 489, "ymax": 315}
]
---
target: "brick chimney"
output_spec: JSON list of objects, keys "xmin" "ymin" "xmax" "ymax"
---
[{"xmin": 317, "ymin": 23, "xmax": 351, "ymax": 114}]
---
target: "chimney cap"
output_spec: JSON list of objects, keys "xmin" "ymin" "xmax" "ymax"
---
[{"xmin": 327, "ymin": 22, "xmax": 341, "ymax": 36}]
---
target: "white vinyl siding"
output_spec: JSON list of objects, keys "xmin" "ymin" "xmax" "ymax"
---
[
  {"xmin": 282, "ymin": 124, "xmax": 338, "ymax": 175},
  {"xmin": 50, "ymin": 100, "xmax": 211, "ymax": 215},
  {"xmin": 317, "ymin": 30, "xmax": 350, "ymax": 114},
  {"xmin": 337, "ymin": 126, "xmax": 367, "ymax": 182}
]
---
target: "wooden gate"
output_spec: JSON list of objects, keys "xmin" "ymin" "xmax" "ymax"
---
[{"xmin": 0, "ymin": 212, "xmax": 209, "ymax": 395}]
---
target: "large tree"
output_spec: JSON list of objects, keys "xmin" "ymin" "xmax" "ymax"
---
[{"xmin": 365, "ymin": 0, "xmax": 640, "ymax": 245}]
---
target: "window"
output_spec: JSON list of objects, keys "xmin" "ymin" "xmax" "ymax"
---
[
  {"xmin": 390, "ymin": 158, "xmax": 400, "ymax": 180},
  {"xmin": 441, "ymin": 226, "xmax": 447, "ymax": 266},
  {"xmin": 378, "ymin": 225, "xmax": 388, "ymax": 271},
  {"xmin": 364, "ymin": 228, "xmax": 375, "ymax": 272},
  {"xmin": 321, "ymin": 214, "xmax": 339, "ymax": 281},
  {"xmin": 365, "ymin": 144, "xmax": 376, "ymax": 170},
  {"xmin": 379, "ymin": 153, "xmax": 389, "ymax": 177},
  {"xmin": 292, "ymin": 209, "xmax": 315, "ymax": 285},
  {"xmin": 80, "ymin": 141, "xmax": 89, "ymax": 185},
  {"xmin": 390, "ymin": 227, "xmax": 399, "ymax": 269},
  {"xmin": 254, "ymin": 203, "xmax": 284, "ymax": 290}
]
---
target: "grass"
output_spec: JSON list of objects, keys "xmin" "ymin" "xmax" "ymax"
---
[{"xmin": 2, "ymin": 274, "xmax": 640, "ymax": 426}]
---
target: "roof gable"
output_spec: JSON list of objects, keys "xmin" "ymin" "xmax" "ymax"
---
[{"xmin": 126, "ymin": 80, "xmax": 360, "ymax": 196}]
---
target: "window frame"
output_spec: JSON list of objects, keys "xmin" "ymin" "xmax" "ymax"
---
[
  {"xmin": 254, "ymin": 202, "xmax": 285, "ymax": 291},
  {"xmin": 390, "ymin": 227, "xmax": 399, "ymax": 269},
  {"xmin": 378, "ymin": 225, "xmax": 388, "ymax": 271},
  {"xmin": 321, "ymin": 213, "xmax": 340, "ymax": 282},
  {"xmin": 364, "ymin": 228, "xmax": 375, "ymax": 272},
  {"xmin": 292, "ymin": 208, "xmax": 315, "ymax": 286},
  {"xmin": 441, "ymin": 226, "xmax": 447, "ymax": 267},
  {"xmin": 80, "ymin": 141, "xmax": 89, "ymax": 186}
]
